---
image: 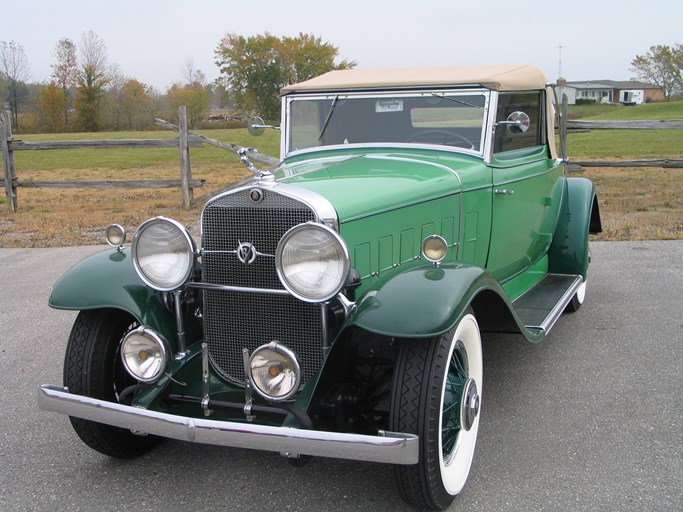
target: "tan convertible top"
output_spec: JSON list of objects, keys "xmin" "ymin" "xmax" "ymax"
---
[{"xmin": 281, "ymin": 64, "xmax": 547, "ymax": 95}]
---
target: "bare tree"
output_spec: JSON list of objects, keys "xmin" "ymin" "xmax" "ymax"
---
[
  {"xmin": 180, "ymin": 56, "xmax": 206, "ymax": 86},
  {"xmin": 74, "ymin": 31, "xmax": 111, "ymax": 131},
  {"xmin": 0, "ymin": 40, "xmax": 31, "ymax": 130},
  {"xmin": 51, "ymin": 38, "xmax": 78, "ymax": 127}
]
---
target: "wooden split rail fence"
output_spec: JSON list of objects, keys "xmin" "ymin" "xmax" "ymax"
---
[
  {"xmin": 0, "ymin": 106, "xmax": 278, "ymax": 212},
  {"xmin": 2, "ymin": 109, "xmax": 681, "ymax": 211}
]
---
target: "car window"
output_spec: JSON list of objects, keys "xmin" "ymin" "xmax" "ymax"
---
[
  {"xmin": 493, "ymin": 92, "xmax": 545, "ymax": 153},
  {"xmin": 287, "ymin": 92, "xmax": 487, "ymax": 154}
]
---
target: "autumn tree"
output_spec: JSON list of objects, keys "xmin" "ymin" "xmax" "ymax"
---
[
  {"xmin": 631, "ymin": 44, "xmax": 683, "ymax": 101},
  {"xmin": 0, "ymin": 41, "xmax": 31, "ymax": 130},
  {"xmin": 166, "ymin": 81, "xmax": 209, "ymax": 128},
  {"xmin": 50, "ymin": 38, "xmax": 78, "ymax": 127},
  {"xmin": 74, "ymin": 31, "xmax": 111, "ymax": 131},
  {"xmin": 120, "ymin": 79, "xmax": 154, "ymax": 130},
  {"xmin": 36, "ymin": 82, "xmax": 67, "ymax": 132},
  {"xmin": 215, "ymin": 32, "xmax": 356, "ymax": 120}
]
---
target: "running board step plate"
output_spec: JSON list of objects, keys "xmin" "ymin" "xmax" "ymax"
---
[{"xmin": 512, "ymin": 274, "xmax": 583, "ymax": 334}]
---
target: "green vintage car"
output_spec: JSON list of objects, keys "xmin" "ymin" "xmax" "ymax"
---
[{"xmin": 39, "ymin": 65, "xmax": 601, "ymax": 511}]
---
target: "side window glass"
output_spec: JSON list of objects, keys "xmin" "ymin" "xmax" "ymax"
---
[{"xmin": 494, "ymin": 92, "xmax": 544, "ymax": 153}]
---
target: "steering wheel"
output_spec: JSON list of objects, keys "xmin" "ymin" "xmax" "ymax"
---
[{"xmin": 407, "ymin": 130, "xmax": 475, "ymax": 150}]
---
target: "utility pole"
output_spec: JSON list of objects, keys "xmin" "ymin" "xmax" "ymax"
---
[{"xmin": 556, "ymin": 44, "xmax": 565, "ymax": 79}]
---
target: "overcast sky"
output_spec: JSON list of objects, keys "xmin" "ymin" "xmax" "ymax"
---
[{"xmin": 3, "ymin": 0, "xmax": 682, "ymax": 91}]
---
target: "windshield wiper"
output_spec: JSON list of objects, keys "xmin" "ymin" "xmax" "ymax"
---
[
  {"xmin": 430, "ymin": 93, "xmax": 482, "ymax": 109},
  {"xmin": 318, "ymin": 95, "xmax": 339, "ymax": 141}
]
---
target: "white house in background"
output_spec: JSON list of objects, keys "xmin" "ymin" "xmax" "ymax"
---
[{"xmin": 553, "ymin": 79, "xmax": 664, "ymax": 105}]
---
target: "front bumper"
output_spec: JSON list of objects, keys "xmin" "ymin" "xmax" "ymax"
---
[{"xmin": 38, "ymin": 385, "xmax": 419, "ymax": 465}]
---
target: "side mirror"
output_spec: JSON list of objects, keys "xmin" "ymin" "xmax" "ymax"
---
[
  {"xmin": 248, "ymin": 116, "xmax": 280, "ymax": 136},
  {"xmin": 500, "ymin": 111, "xmax": 531, "ymax": 134}
]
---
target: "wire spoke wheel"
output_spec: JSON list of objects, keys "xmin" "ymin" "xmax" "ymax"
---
[{"xmin": 390, "ymin": 313, "xmax": 483, "ymax": 510}]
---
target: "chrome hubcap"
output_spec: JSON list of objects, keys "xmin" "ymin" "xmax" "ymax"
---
[{"xmin": 460, "ymin": 378, "xmax": 480, "ymax": 431}]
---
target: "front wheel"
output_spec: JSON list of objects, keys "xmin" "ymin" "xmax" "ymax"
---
[
  {"xmin": 390, "ymin": 313, "xmax": 483, "ymax": 511},
  {"xmin": 63, "ymin": 309, "xmax": 163, "ymax": 458}
]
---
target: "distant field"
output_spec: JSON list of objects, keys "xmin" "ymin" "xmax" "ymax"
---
[
  {"xmin": 568, "ymin": 100, "xmax": 683, "ymax": 120},
  {"xmin": 1, "ymin": 102, "xmax": 681, "ymax": 247}
]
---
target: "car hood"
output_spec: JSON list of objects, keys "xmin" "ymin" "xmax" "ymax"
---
[{"xmin": 274, "ymin": 149, "xmax": 479, "ymax": 223}]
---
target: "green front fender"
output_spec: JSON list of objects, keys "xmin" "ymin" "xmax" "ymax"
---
[
  {"xmin": 549, "ymin": 177, "xmax": 601, "ymax": 279},
  {"xmin": 49, "ymin": 248, "xmax": 177, "ymax": 342},
  {"xmin": 344, "ymin": 263, "xmax": 510, "ymax": 338}
]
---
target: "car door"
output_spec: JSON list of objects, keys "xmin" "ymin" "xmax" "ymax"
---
[{"xmin": 486, "ymin": 91, "xmax": 564, "ymax": 283}]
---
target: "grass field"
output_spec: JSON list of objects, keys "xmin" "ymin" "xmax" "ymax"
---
[{"xmin": 1, "ymin": 102, "xmax": 681, "ymax": 247}]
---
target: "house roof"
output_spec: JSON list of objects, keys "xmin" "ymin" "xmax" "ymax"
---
[
  {"xmin": 281, "ymin": 64, "xmax": 548, "ymax": 95},
  {"xmin": 566, "ymin": 79, "xmax": 658, "ymax": 90}
]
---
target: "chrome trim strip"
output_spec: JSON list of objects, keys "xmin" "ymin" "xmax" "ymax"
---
[
  {"xmin": 532, "ymin": 275, "xmax": 584, "ymax": 334},
  {"xmin": 186, "ymin": 282, "xmax": 291, "ymax": 296},
  {"xmin": 539, "ymin": 275, "xmax": 583, "ymax": 333},
  {"xmin": 37, "ymin": 385, "xmax": 419, "ymax": 465}
]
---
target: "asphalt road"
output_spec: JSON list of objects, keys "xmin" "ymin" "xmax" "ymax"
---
[{"xmin": 0, "ymin": 241, "xmax": 681, "ymax": 511}]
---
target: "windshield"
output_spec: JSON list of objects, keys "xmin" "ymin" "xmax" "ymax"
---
[{"xmin": 286, "ymin": 90, "xmax": 488, "ymax": 155}]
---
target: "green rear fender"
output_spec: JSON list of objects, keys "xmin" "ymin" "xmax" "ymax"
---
[
  {"xmin": 49, "ymin": 248, "xmax": 177, "ymax": 341},
  {"xmin": 549, "ymin": 177, "xmax": 602, "ymax": 279},
  {"xmin": 345, "ymin": 263, "xmax": 510, "ymax": 338}
]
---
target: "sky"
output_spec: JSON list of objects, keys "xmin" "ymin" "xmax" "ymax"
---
[{"xmin": 2, "ymin": 0, "xmax": 682, "ymax": 92}]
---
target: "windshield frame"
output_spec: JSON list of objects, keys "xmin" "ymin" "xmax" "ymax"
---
[{"xmin": 282, "ymin": 88, "xmax": 492, "ymax": 159}]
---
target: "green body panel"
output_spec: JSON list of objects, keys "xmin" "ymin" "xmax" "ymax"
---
[
  {"xmin": 343, "ymin": 262, "xmax": 543, "ymax": 343},
  {"xmin": 48, "ymin": 248, "xmax": 182, "ymax": 345},
  {"xmin": 278, "ymin": 147, "xmax": 486, "ymax": 222},
  {"xmin": 548, "ymin": 177, "xmax": 599, "ymax": 278},
  {"xmin": 279, "ymin": 147, "xmax": 494, "ymax": 297},
  {"xmin": 347, "ymin": 263, "xmax": 489, "ymax": 338},
  {"xmin": 487, "ymin": 147, "xmax": 565, "ymax": 283},
  {"xmin": 501, "ymin": 255, "xmax": 548, "ymax": 302}
]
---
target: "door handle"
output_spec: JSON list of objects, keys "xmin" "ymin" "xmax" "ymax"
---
[{"xmin": 495, "ymin": 189, "xmax": 515, "ymax": 196}]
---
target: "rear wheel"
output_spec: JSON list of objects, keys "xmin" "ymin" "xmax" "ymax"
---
[
  {"xmin": 63, "ymin": 309, "xmax": 163, "ymax": 458},
  {"xmin": 390, "ymin": 313, "xmax": 483, "ymax": 510}
]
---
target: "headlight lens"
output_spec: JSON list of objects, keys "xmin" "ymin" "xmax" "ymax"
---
[
  {"xmin": 249, "ymin": 342, "xmax": 301, "ymax": 401},
  {"xmin": 131, "ymin": 217, "xmax": 196, "ymax": 291},
  {"xmin": 275, "ymin": 222, "xmax": 350, "ymax": 302},
  {"xmin": 120, "ymin": 327, "xmax": 169, "ymax": 383},
  {"xmin": 422, "ymin": 235, "xmax": 449, "ymax": 264},
  {"xmin": 105, "ymin": 224, "xmax": 126, "ymax": 248}
]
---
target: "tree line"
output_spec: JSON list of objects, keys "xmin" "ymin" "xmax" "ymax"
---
[
  {"xmin": 2, "ymin": 33, "xmax": 681, "ymax": 135},
  {"xmin": 0, "ymin": 31, "xmax": 355, "ymax": 134}
]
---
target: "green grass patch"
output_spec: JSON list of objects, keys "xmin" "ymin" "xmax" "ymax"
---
[
  {"xmin": 14, "ymin": 129, "xmax": 280, "ymax": 172},
  {"xmin": 567, "ymin": 129, "xmax": 682, "ymax": 159},
  {"xmin": 568, "ymin": 101, "xmax": 683, "ymax": 120}
]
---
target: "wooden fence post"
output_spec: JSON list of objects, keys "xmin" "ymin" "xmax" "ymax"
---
[
  {"xmin": 1, "ymin": 112, "xmax": 18, "ymax": 212},
  {"xmin": 178, "ymin": 106, "xmax": 193, "ymax": 209}
]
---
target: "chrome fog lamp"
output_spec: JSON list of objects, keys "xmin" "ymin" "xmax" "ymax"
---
[
  {"xmin": 120, "ymin": 327, "xmax": 169, "ymax": 383},
  {"xmin": 422, "ymin": 235, "xmax": 449, "ymax": 265},
  {"xmin": 275, "ymin": 222, "xmax": 350, "ymax": 302},
  {"xmin": 105, "ymin": 224, "xmax": 126, "ymax": 249},
  {"xmin": 249, "ymin": 342, "xmax": 301, "ymax": 401},
  {"xmin": 131, "ymin": 217, "xmax": 196, "ymax": 291}
]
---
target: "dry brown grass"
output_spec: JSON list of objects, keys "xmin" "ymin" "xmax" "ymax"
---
[
  {"xmin": 0, "ymin": 163, "xmax": 251, "ymax": 247},
  {"xmin": 583, "ymin": 166, "xmax": 683, "ymax": 241},
  {"xmin": 1, "ymin": 162, "xmax": 682, "ymax": 247}
]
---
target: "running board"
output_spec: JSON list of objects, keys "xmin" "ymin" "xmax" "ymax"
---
[{"xmin": 512, "ymin": 274, "xmax": 583, "ymax": 335}]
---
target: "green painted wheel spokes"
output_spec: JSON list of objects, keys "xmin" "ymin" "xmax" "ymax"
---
[{"xmin": 442, "ymin": 343, "xmax": 468, "ymax": 458}]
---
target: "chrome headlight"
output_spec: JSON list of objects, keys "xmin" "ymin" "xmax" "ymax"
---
[
  {"xmin": 120, "ymin": 327, "xmax": 169, "ymax": 383},
  {"xmin": 275, "ymin": 222, "xmax": 350, "ymax": 302},
  {"xmin": 422, "ymin": 235, "xmax": 449, "ymax": 264},
  {"xmin": 131, "ymin": 217, "xmax": 196, "ymax": 291},
  {"xmin": 249, "ymin": 342, "xmax": 301, "ymax": 401}
]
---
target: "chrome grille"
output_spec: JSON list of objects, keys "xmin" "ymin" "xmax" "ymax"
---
[{"xmin": 201, "ymin": 189, "xmax": 323, "ymax": 387}]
